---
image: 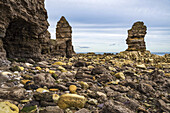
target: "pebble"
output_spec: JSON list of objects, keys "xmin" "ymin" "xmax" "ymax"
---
[
  {"xmin": 114, "ymin": 72, "xmax": 125, "ymax": 80},
  {"xmin": 69, "ymin": 85, "xmax": 77, "ymax": 93}
]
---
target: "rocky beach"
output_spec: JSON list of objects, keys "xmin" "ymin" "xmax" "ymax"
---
[{"xmin": 0, "ymin": 0, "xmax": 170, "ymax": 113}]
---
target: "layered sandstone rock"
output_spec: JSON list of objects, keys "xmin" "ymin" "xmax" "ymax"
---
[
  {"xmin": 126, "ymin": 22, "xmax": 147, "ymax": 51},
  {"xmin": 0, "ymin": 0, "xmax": 50, "ymax": 61},
  {"xmin": 50, "ymin": 16, "xmax": 75, "ymax": 58},
  {"xmin": 0, "ymin": 0, "xmax": 75, "ymax": 65}
]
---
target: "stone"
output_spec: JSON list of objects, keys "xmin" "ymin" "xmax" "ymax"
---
[
  {"xmin": 126, "ymin": 21, "xmax": 147, "ymax": 51},
  {"xmin": 50, "ymin": 16, "xmax": 75, "ymax": 58},
  {"xmin": 11, "ymin": 66, "xmax": 24, "ymax": 72},
  {"xmin": 25, "ymin": 63, "xmax": 33, "ymax": 67},
  {"xmin": 0, "ymin": 101, "xmax": 19, "ymax": 113},
  {"xmin": 114, "ymin": 72, "xmax": 125, "ymax": 80},
  {"xmin": 91, "ymin": 67, "xmax": 105, "ymax": 75},
  {"xmin": 69, "ymin": 85, "xmax": 77, "ymax": 93},
  {"xmin": 35, "ymin": 67, "xmax": 42, "ymax": 71},
  {"xmin": 78, "ymin": 81, "xmax": 89, "ymax": 89},
  {"xmin": 53, "ymin": 94, "xmax": 60, "ymax": 102},
  {"xmin": 0, "ymin": 87, "xmax": 26, "ymax": 101},
  {"xmin": 136, "ymin": 64, "xmax": 146, "ymax": 69},
  {"xmin": 74, "ymin": 61, "xmax": 86, "ymax": 67},
  {"xmin": 40, "ymin": 106, "xmax": 64, "ymax": 113},
  {"xmin": 108, "ymin": 66, "xmax": 116, "ymax": 71},
  {"xmin": 21, "ymin": 105, "xmax": 37, "ymax": 113},
  {"xmin": 58, "ymin": 94, "xmax": 87, "ymax": 109},
  {"xmin": 75, "ymin": 108, "xmax": 90, "ymax": 113},
  {"xmin": 36, "ymin": 88, "xmax": 49, "ymax": 93},
  {"xmin": 53, "ymin": 62, "xmax": 66, "ymax": 66},
  {"xmin": 87, "ymin": 65, "xmax": 94, "ymax": 69},
  {"xmin": 157, "ymin": 99, "xmax": 170, "ymax": 112},
  {"xmin": 88, "ymin": 99, "xmax": 98, "ymax": 105},
  {"xmin": 21, "ymin": 80, "xmax": 31, "ymax": 85},
  {"xmin": 49, "ymin": 70, "xmax": 56, "ymax": 74},
  {"xmin": 0, "ymin": 71, "xmax": 12, "ymax": 83},
  {"xmin": 34, "ymin": 92, "xmax": 53, "ymax": 102},
  {"xmin": 102, "ymin": 100, "xmax": 134, "ymax": 113},
  {"xmin": 34, "ymin": 73, "xmax": 55, "ymax": 88}
]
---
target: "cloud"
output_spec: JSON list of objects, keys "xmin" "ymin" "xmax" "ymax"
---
[
  {"xmin": 109, "ymin": 43, "xmax": 116, "ymax": 46},
  {"xmin": 45, "ymin": 0, "xmax": 170, "ymax": 52},
  {"xmin": 78, "ymin": 46, "xmax": 90, "ymax": 49}
]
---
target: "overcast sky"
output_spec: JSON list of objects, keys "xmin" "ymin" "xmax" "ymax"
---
[{"xmin": 45, "ymin": 0, "xmax": 170, "ymax": 52}]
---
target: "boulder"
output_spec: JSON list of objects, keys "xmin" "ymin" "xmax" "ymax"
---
[
  {"xmin": 0, "ymin": 101, "xmax": 19, "ymax": 113},
  {"xmin": 58, "ymin": 94, "xmax": 87, "ymax": 109}
]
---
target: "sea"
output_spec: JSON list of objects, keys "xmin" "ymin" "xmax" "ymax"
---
[{"xmin": 77, "ymin": 52, "xmax": 170, "ymax": 56}]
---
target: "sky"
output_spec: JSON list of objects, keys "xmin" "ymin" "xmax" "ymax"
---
[{"xmin": 45, "ymin": 0, "xmax": 170, "ymax": 52}]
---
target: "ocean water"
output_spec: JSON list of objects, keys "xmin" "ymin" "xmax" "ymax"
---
[{"xmin": 77, "ymin": 52, "xmax": 170, "ymax": 56}]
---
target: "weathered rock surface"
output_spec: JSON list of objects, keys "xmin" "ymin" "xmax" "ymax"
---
[
  {"xmin": 50, "ymin": 16, "xmax": 75, "ymax": 58},
  {"xmin": 0, "ymin": 0, "xmax": 50, "ymax": 61},
  {"xmin": 0, "ymin": 1, "xmax": 75, "ymax": 65},
  {"xmin": 126, "ymin": 21, "xmax": 147, "ymax": 51}
]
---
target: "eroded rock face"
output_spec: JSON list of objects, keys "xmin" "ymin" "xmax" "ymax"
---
[
  {"xmin": 0, "ymin": 0, "xmax": 50, "ymax": 61},
  {"xmin": 126, "ymin": 22, "xmax": 147, "ymax": 51},
  {"xmin": 50, "ymin": 16, "xmax": 75, "ymax": 58}
]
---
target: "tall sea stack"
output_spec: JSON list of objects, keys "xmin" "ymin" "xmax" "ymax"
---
[
  {"xmin": 50, "ymin": 16, "xmax": 75, "ymax": 58},
  {"xmin": 126, "ymin": 22, "xmax": 147, "ymax": 51}
]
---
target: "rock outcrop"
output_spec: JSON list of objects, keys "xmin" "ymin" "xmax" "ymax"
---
[
  {"xmin": 126, "ymin": 21, "xmax": 147, "ymax": 51},
  {"xmin": 50, "ymin": 16, "xmax": 75, "ymax": 58},
  {"xmin": 0, "ymin": 0, "xmax": 50, "ymax": 61},
  {"xmin": 0, "ymin": 1, "xmax": 75, "ymax": 65}
]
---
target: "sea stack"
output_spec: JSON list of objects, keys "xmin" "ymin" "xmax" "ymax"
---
[
  {"xmin": 126, "ymin": 22, "xmax": 147, "ymax": 51},
  {"xmin": 51, "ymin": 16, "xmax": 75, "ymax": 58}
]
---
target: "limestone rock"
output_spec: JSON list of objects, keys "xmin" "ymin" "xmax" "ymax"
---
[
  {"xmin": 58, "ymin": 94, "xmax": 87, "ymax": 109},
  {"xmin": 126, "ymin": 22, "xmax": 147, "ymax": 51}
]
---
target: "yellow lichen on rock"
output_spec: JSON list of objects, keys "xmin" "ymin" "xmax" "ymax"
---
[
  {"xmin": 58, "ymin": 94, "xmax": 87, "ymax": 109},
  {"xmin": 0, "ymin": 101, "xmax": 19, "ymax": 113}
]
